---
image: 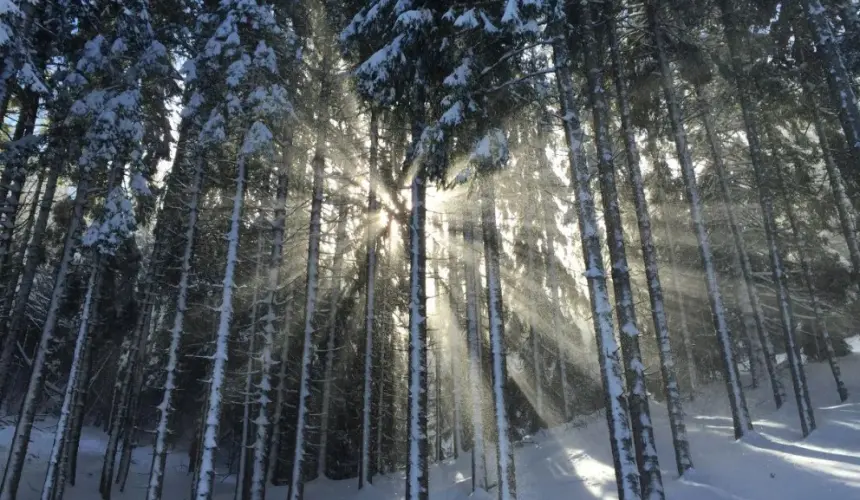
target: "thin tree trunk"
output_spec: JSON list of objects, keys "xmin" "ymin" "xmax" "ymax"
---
[
  {"xmin": 266, "ymin": 288, "xmax": 293, "ymax": 485},
  {"xmin": 65, "ymin": 320, "xmax": 95, "ymax": 489},
  {"xmin": 287, "ymin": 107, "xmax": 328, "ymax": 500},
  {"xmin": 464, "ymin": 210, "xmax": 487, "ymax": 493},
  {"xmin": 480, "ymin": 179, "xmax": 517, "ymax": 500},
  {"xmin": 237, "ymin": 238, "xmax": 263, "ymax": 500},
  {"xmin": 552, "ymin": 5, "xmax": 641, "ymax": 496},
  {"xmin": 584, "ymin": 4, "xmax": 663, "ymax": 494},
  {"xmin": 405, "ymin": 154, "xmax": 429, "ymax": 500},
  {"xmin": 41, "ymin": 263, "xmax": 100, "ymax": 500},
  {"xmin": 250, "ymin": 146, "xmax": 290, "ymax": 500},
  {"xmin": 359, "ymin": 110, "xmax": 379, "ymax": 488},
  {"xmin": 694, "ymin": 84, "xmax": 784, "ymax": 407},
  {"xmin": 719, "ymin": 0, "xmax": 815, "ymax": 437},
  {"xmin": 606, "ymin": 0, "xmax": 692, "ymax": 477},
  {"xmin": 194, "ymin": 150, "xmax": 247, "ymax": 499},
  {"xmin": 647, "ymin": 141, "xmax": 698, "ymax": 399},
  {"xmin": 317, "ymin": 203, "xmax": 350, "ymax": 479},
  {"xmin": 146, "ymin": 158, "xmax": 204, "ymax": 500},
  {"xmin": 0, "ymin": 173, "xmax": 89, "ymax": 500},
  {"xmin": 651, "ymin": 0, "xmax": 752, "ymax": 439}
]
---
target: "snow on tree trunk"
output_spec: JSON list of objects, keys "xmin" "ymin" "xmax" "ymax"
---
[
  {"xmin": 652, "ymin": 0, "xmax": 752, "ymax": 439},
  {"xmin": 606, "ymin": 0, "xmax": 692, "ymax": 477},
  {"xmin": 464, "ymin": 211, "xmax": 488, "ymax": 493},
  {"xmin": 552, "ymin": 8, "xmax": 641, "ymax": 496},
  {"xmin": 719, "ymin": 0, "xmax": 814, "ymax": 437},
  {"xmin": 778, "ymin": 164, "xmax": 848, "ymax": 402},
  {"xmin": 480, "ymin": 179, "xmax": 517, "ymax": 500},
  {"xmin": 0, "ymin": 173, "xmax": 89, "ymax": 500},
  {"xmin": 250, "ymin": 149, "xmax": 289, "ymax": 500},
  {"xmin": 318, "ymin": 202, "xmax": 350, "ymax": 478},
  {"xmin": 360, "ymin": 110, "xmax": 379, "ymax": 488},
  {"xmin": 237, "ymin": 237, "xmax": 264, "ymax": 500},
  {"xmin": 405, "ymin": 162, "xmax": 429, "ymax": 500},
  {"xmin": 805, "ymin": 0, "xmax": 860, "ymax": 157},
  {"xmin": 41, "ymin": 262, "xmax": 99, "ymax": 500},
  {"xmin": 694, "ymin": 84, "xmax": 784, "ymax": 408},
  {"xmin": 146, "ymin": 157, "xmax": 204, "ymax": 500},
  {"xmin": 194, "ymin": 152, "xmax": 247, "ymax": 500},
  {"xmin": 287, "ymin": 137, "xmax": 327, "ymax": 500},
  {"xmin": 584, "ymin": 5, "xmax": 664, "ymax": 493}
]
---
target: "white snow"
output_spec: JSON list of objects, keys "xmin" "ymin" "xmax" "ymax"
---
[{"xmin": 5, "ymin": 342, "xmax": 860, "ymax": 500}]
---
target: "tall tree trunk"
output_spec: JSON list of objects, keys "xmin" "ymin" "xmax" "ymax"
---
[
  {"xmin": 250, "ymin": 148, "xmax": 290, "ymax": 500},
  {"xmin": 194, "ymin": 149, "xmax": 247, "ymax": 499},
  {"xmin": 0, "ymin": 173, "xmax": 89, "ymax": 500},
  {"xmin": 719, "ymin": 0, "xmax": 815, "ymax": 437},
  {"xmin": 41, "ymin": 262, "xmax": 100, "ymax": 500},
  {"xmin": 287, "ymin": 97, "xmax": 328, "ymax": 500},
  {"xmin": 606, "ymin": 0, "xmax": 692, "ymax": 477},
  {"xmin": 463, "ymin": 209, "xmax": 487, "ymax": 493},
  {"xmin": 584, "ymin": 4, "xmax": 663, "ymax": 494},
  {"xmin": 694, "ymin": 84, "xmax": 784, "ymax": 407},
  {"xmin": 237, "ymin": 238, "xmax": 264, "ymax": 500},
  {"xmin": 359, "ymin": 110, "xmax": 379, "ymax": 488},
  {"xmin": 405, "ymin": 137, "xmax": 429, "ymax": 500},
  {"xmin": 146, "ymin": 158, "xmax": 204, "ymax": 500},
  {"xmin": 552, "ymin": 5, "xmax": 641, "ymax": 497},
  {"xmin": 480, "ymin": 179, "xmax": 517, "ymax": 500},
  {"xmin": 650, "ymin": 0, "xmax": 752, "ymax": 439},
  {"xmin": 317, "ymin": 203, "xmax": 349, "ymax": 478}
]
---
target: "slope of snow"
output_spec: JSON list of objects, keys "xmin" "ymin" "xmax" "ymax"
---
[{"xmin": 3, "ymin": 338, "xmax": 860, "ymax": 499}]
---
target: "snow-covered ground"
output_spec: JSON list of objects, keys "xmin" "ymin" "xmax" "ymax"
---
[{"xmin": 3, "ymin": 338, "xmax": 860, "ymax": 499}]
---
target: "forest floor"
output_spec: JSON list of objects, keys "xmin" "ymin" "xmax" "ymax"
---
[{"xmin": 3, "ymin": 338, "xmax": 860, "ymax": 500}]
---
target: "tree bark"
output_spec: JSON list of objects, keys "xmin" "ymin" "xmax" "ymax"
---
[
  {"xmin": 0, "ymin": 172, "xmax": 89, "ymax": 500},
  {"xmin": 194, "ymin": 149, "xmax": 247, "ymax": 499},
  {"xmin": 651, "ymin": 0, "xmax": 752, "ymax": 439},
  {"xmin": 552, "ymin": 4, "xmax": 641, "ymax": 496},
  {"xmin": 606, "ymin": 0, "xmax": 692, "ymax": 477},
  {"xmin": 147, "ymin": 157, "xmax": 204, "ymax": 500},
  {"xmin": 718, "ymin": 0, "xmax": 815, "ymax": 437},
  {"xmin": 694, "ymin": 84, "xmax": 784, "ymax": 408},
  {"xmin": 480, "ymin": 179, "xmax": 517, "ymax": 500}
]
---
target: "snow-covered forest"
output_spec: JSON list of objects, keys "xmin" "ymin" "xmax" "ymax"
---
[{"xmin": 2, "ymin": 0, "xmax": 860, "ymax": 499}]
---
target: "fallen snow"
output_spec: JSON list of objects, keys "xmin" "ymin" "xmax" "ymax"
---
[{"xmin": 4, "ymin": 338, "xmax": 860, "ymax": 499}]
